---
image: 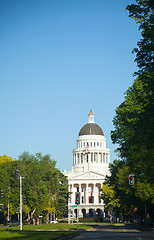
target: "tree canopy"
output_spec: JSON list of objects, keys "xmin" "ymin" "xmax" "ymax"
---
[
  {"xmin": 0, "ymin": 152, "xmax": 68, "ymax": 224},
  {"xmin": 102, "ymin": 0, "xmax": 154, "ymax": 224},
  {"xmin": 126, "ymin": 0, "xmax": 154, "ymax": 74}
]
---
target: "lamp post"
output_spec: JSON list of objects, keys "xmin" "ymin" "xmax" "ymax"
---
[
  {"xmin": 20, "ymin": 176, "xmax": 22, "ymax": 230},
  {"xmin": 15, "ymin": 169, "xmax": 24, "ymax": 231},
  {"xmin": 8, "ymin": 187, "xmax": 10, "ymax": 222},
  {"xmin": 19, "ymin": 175, "xmax": 25, "ymax": 231}
]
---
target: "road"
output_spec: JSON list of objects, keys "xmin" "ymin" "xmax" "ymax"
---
[{"xmin": 69, "ymin": 224, "xmax": 153, "ymax": 240}]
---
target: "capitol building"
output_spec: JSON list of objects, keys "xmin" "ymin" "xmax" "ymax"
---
[{"xmin": 64, "ymin": 110, "xmax": 110, "ymax": 218}]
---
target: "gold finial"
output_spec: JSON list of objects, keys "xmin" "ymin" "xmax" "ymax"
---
[{"xmin": 88, "ymin": 109, "xmax": 93, "ymax": 116}]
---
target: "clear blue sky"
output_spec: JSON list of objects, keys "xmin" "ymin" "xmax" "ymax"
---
[{"xmin": 0, "ymin": 0, "xmax": 140, "ymax": 171}]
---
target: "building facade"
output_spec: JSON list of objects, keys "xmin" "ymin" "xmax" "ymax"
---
[{"xmin": 64, "ymin": 110, "xmax": 110, "ymax": 218}]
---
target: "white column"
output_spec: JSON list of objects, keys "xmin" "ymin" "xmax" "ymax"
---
[
  {"xmin": 86, "ymin": 184, "xmax": 89, "ymax": 204},
  {"xmin": 83, "ymin": 153, "xmax": 85, "ymax": 163},
  {"xmin": 108, "ymin": 153, "xmax": 110, "ymax": 163},
  {"xmin": 72, "ymin": 184, "xmax": 75, "ymax": 205},
  {"xmin": 78, "ymin": 209, "xmax": 83, "ymax": 218},
  {"xmin": 81, "ymin": 153, "xmax": 83, "ymax": 163},
  {"xmin": 73, "ymin": 154, "xmax": 75, "ymax": 165},
  {"xmin": 99, "ymin": 183, "xmax": 103, "ymax": 204},
  {"xmin": 100, "ymin": 153, "xmax": 102, "ymax": 163},
  {"xmin": 79, "ymin": 153, "xmax": 81, "ymax": 164},
  {"xmin": 89, "ymin": 152, "xmax": 91, "ymax": 163},
  {"xmin": 68, "ymin": 185, "xmax": 71, "ymax": 204},
  {"xmin": 94, "ymin": 184, "xmax": 97, "ymax": 204},
  {"xmin": 79, "ymin": 184, "xmax": 81, "ymax": 205}
]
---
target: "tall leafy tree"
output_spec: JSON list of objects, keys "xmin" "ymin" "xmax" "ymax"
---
[
  {"xmin": 126, "ymin": 0, "xmax": 154, "ymax": 74},
  {"xmin": 0, "ymin": 152, "xmax": 68, "ymax": 224},
  {"xmin": 101, "ymin": 160, "xmax": 137, "ymax": 221},
  {"xmin": 0, "ymin": 155, "xmax": 13, "ymax": 165},
  {"xmin": 111, "ymin": 77, "xmax": 154, "ymax": 181},
  {"xmin": 111, "ymin": 0, "xmax": 154, "ymax": 187},
  {"xmin": 108, "ymin": 0, "xmax": 154, "ymax": 223}
]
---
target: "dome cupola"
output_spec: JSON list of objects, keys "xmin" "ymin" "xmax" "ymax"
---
[
  {"xmin": 79, "ymin": 110, "xmax": 104, "ymax": 136},
  {"xmin": 88, "ymin": 109, "xmax": 94, "ymax": 123}
]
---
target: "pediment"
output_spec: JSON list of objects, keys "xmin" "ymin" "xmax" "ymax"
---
[{"xmin": 71, "ymin": 171, "xmax": 105, "ymax": 180}]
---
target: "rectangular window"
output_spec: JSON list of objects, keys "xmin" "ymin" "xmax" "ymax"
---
[
  {"xmin": 91, "ymin": 142, "xmax": 92, "ymax": 147},
  {"xmin": 89, "ymin": 196, "xmax": 94, "ymax": 203},
  {"xmin": 94, "ymin": 142, "xmax": 96, "ymax": 147},
  {"xmin": 97, "ymin": 142, "xmax": 99, "ymax": 146}
]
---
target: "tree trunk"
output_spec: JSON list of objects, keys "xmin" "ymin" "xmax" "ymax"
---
[
  {"xmin": 46, "ymin": 212, "xmax": 49, "ymax": 224},
  {"xmin": 28, "ymin": 213, "xmax": 30, "ymax": 224},
  {"xmin": 36, "ymin": 217, "xmax": 39, "ymax": 225},
  {"xmin": 50, "ymin": 211, "xmax": 53, "ymax": 223}
]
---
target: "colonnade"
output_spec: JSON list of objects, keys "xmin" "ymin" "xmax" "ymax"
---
[
  {"xmin": 68, "ymin": 207, "xmax": 104, "ymax": 219},
  {"xmin": 68, "ymin": 182, "xmax": 103, "ymax": 206},
  {"xmin": 73, "ymin": 152, "xmax": 110, "ymax": 165}
]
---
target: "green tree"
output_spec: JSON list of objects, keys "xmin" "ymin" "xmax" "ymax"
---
[
  {"xmin": 126, "ymin": 0, "xmax": 154, "ymax": 74},
  {"xmin": 101, "ymin": 183, "xmax": 120, "ymax": 210},
  {"xmin": 109, "ymin": 1, "xmax": 154, "ymax": 223},
  {"xmin": 102, "ymin": 161, "xmax": 137, "ymax": 221},
  {"xmin": 0, "ymin": 155, "xmax": 13, "ymax": 165},
  {"xmin": 0, "ymin": 152, "xmax": 68, "ymax": 224},
  {"xmin": 111, "ymin": 77, "xmax": 154, "ymax": 182},
  {"xmin": 135, "ymin": 181, "xmax": 154, "ymax": 202}
]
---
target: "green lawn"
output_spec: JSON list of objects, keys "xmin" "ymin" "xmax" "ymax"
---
[
  {"xmin": 0, "ymin": 223, "xmax": 92, "ymax": 240},
  {"xmin": 0, "ymin": 223, "xmax": 91, "ymax": 231},
  {"xmin": 0, "ymin": 230, "xmax": 76, "ymax": 240}
]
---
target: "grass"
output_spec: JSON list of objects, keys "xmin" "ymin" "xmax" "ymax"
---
[
  {"xmin": 0, "ymin": 223, "xmax": 92, "ymax": 239},
  {"xmin": 0, "ymin": 229, "xmax": 76, "ymax": 240},
  {"xmin": 0, "ymin": 223, "xmax": 91, "ymax": 231}
]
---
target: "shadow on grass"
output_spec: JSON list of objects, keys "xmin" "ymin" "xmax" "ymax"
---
[{"xmin": 0, "ymin": 229, "xmax": 76, "ymax": 240}]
